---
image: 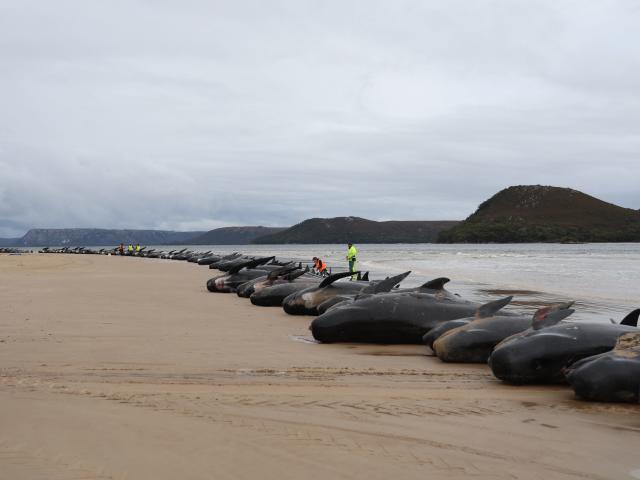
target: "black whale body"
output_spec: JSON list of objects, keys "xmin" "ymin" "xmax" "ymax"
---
[
  {"xmin": 250, "ymin": 278, "xmax": 321, "ymax": 306},
  {"xmin": 282, "ymin": 271, "xmax": 406, "ymax": 316},
  {"xmin": 423, "ymin": 319, "xmax": 473, "ymax": 351},
  {"xmin": 236, "ymin": 267, "xmax": 305, "ymax": 298},
  {"xmin": 316, "ymin": 276, "xmax": 462, "ymax": 316},
  {"xmin": 432, "ymin": 304, "xmax": 574, "ymax": 363},
  {"xmin": 565, "ymin": 331, "xmax": 640, "ymax": 403},
  {"xmin": 310, "ymin": 292, "xmax": 511, "ymax": 344},
  {"xmin": 489, "ymin": 309, "xmax": 639, "ymax": 384},
  {"xmin": 206, "ymin": 257, "xmax": 275, "ymax": 293}
]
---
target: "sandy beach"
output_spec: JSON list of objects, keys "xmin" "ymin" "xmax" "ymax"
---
[{"xmin": 0, "ymin": 253, "xmax": 638, "ymax": 480}]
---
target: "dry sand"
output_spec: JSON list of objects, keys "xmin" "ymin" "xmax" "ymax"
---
[{"xmin": 0, "ymin": 253, "xmax": 638, "ymax": 480}]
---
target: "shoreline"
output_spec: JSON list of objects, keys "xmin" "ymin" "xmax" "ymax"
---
[{"xmin": 1, "ymin": 253, "xmax": 639, "ymax": 479}]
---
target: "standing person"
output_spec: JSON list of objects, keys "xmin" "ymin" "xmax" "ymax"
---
[
  {"xmin": 127, "ymin": 244, "xmax": 133, "ymax": 255},
  {"xmin": 135, "ymin": 243, "xmax": 141, "ymax": 253},
  {"xmin": 346, "ymin": 242, "xmax": 357, "ymax": 280},
  {"xmin": 118, "ymin": 243, "xmax": 125, "ymax": 255}
]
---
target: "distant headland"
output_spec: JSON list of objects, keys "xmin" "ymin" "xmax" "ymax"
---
[
  {"xmin": 437, "ymin": 185, "xmax": 640, "ymax": 243},
  {"xmin": 2, "ymin": 186, "xmax": 638, "ymax": 246}
]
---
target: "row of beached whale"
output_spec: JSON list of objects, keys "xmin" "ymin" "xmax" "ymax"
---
[
  {"xmin": 39, "ymin": 247, "xmax": 640, "ymax": 404},
  {"xmin": 0, "ymin": 248, "xmax": 27, "ymax": 254}
]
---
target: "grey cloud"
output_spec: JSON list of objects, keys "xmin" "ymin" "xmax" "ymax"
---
[{"xmin": 1, "ymin": 1, "xmax": 639, "ymax": 237}]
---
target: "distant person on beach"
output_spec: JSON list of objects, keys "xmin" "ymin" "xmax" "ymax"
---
[
  {"xmin": 346, "ymin": 243, "xmax": 357, "ymax": 280},
  {"xmin": 118, "ymin": 243, "xmax": 125, "ymax": 255},
  {"xmin": 136, "ymin": 244, "xmax": 141, "ymax": 253},
  {"xmin": 312, "ymin": 257, "xmax": 328, "ymax": 276},
  {"xmin": 128, "ymin": 244, "xmax": 133, "ymax": 255}
]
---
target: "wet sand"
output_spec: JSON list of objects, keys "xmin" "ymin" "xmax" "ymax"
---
[{"xmin": 1, "ymin": 253, "xmax": 638, "ymax": 480}]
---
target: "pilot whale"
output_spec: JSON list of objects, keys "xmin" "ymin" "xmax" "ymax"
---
[
  {"xmin": 489, "ymin": 309, "xmax": 639, "ymax": 384},
  {"xmin": 433, "ymin": 302, "xmax": 574, "ymax": 363},
  {"xmin": 206, "ymin": 256, "xmax": 275, "ymax": 293},
  {"xmin": 565, "ymin": 331, "xmax": 640, "ymax": 403},
  {"xmin": 310, "ymin": 289, "xmax": 511, "ymax": 344}
]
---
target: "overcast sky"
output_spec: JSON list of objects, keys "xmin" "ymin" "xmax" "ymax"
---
[{"xmin": 1, "ymin": 1, "xmax": 639, "ymax": 236}]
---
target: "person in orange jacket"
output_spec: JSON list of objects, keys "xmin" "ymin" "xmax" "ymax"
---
[{"xmin": 312, "ymin": 256, "xmax": 328, "ymax": 276}]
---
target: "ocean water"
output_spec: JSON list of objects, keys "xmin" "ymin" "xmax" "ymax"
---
[{"xmin": 158, "ymin": 243, "xmax": 639, "ymax": 323}]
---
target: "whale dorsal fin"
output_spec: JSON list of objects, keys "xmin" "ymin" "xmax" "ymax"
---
[
  {"xmin": 476, "ymin": 296, "xmax": 512, "ymax": 319},
  {"xmin": 362, "ymin": 271, "xmax": 411, "ymax": 294},
  {"xmin": 620, "ymin": 309, "xmax": 640, "ymax": 327},
  {"xmin": 614, "ymin": 332, "xmax": 640, "ymax": 350},
  {"xmin": 362, "ymin": 272, "xmax": 369, "ymax": 281},
  {"xmin": 318, "ymin": 270, "xmax": 359, "ymax": 288},
  {"xmin": 531, "ymin": 301, "xmax": 575, "ymax": 325},
  {"xmin": 419, "ymin": 277, "xmax": 450, "ymax": 291},
  {"xmin": 532, "ymin": 308, "xmax": 575, "ymax": 330},
  {"xmin": 228, "ymin": 256, "xmax": 275, "ymax": 274}
]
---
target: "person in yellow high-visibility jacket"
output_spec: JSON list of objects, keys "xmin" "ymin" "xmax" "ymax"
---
[{"xmin": 346, "ymin": 243, "xmax": 357, "ymax": 280}]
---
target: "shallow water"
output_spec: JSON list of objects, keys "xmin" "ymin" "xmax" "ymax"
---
[
  {"xmin": 158, "ymin": 243, "xmax": 639, "ymax": 323},
  {"xmin": 42, "ymin": 243, "xmax": 638, "ymax": 323}
]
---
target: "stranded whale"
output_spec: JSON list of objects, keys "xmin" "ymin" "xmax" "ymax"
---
[
  {"xmin": 565, "ymin": 330, "xmax": 640, "ymax": 403},
  {"xmin": 432, "ymin": 302, "xmax": 574, "ymax": 363},
  {"xmin": 310, "ymin": 288, "xmax": 511, "ymax": 344},
  {"xmin": 489, "ymin": 309, "xmax": 640, "ymax": 384}
]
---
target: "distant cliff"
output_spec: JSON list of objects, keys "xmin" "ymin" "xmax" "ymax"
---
[
  {"xmin": 185, "ymin": 226, "xmax": 286, "ymax": 245},
  {"xmin": 252, "ymin": 217, "xmax": 459, "ymax": 244},
  {"xmin": 13, "ymin": 229, "xmax": 206, "ymax": 247},
  {"xmin": 438, "ymin": 185, "xmax": 640, "ymax": 243}
]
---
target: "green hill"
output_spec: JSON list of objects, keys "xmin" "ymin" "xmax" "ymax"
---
[
  {"xmin": 186, "ymin": 226, "xmax": 286, "ymax": 245},
  {"xmin": 252, "ymin": 217, "xmax": 459, "ymax": 244},
  {"xmin": 438, "ymin": 185, "xmax": 640, "ymax": 243}
]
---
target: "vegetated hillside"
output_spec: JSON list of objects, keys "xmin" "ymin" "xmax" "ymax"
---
[
  {"xmin": 16, "ymin": 229, "xmax": 206, "ymax": 247},
  {"xmin": 438, "ymin": 185, "xmax": 640, "ymax": 243},
  {"xmin": 252, "ymin": 217, "xmax": 460, "ymax": 244},
  {"xmin": 186, "ymin": 226, "xmax": 286, "ymax": 245}
]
